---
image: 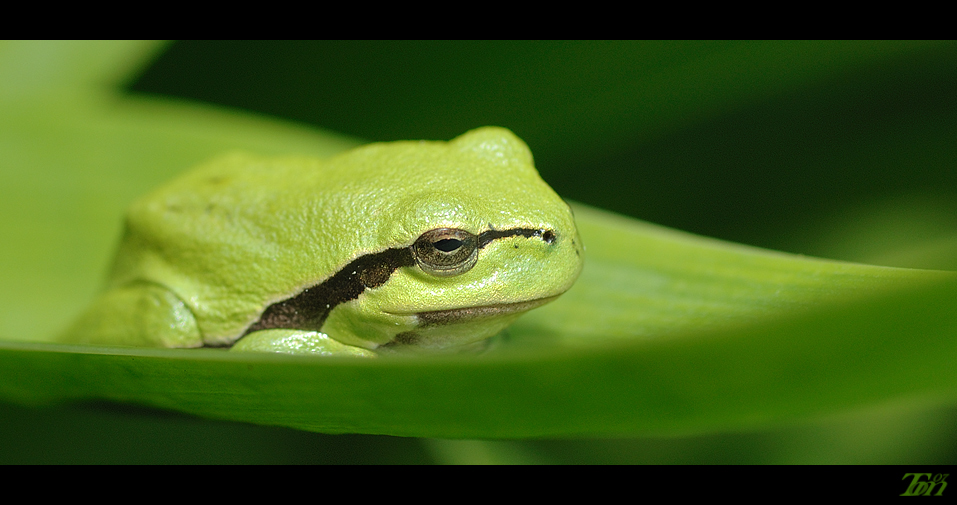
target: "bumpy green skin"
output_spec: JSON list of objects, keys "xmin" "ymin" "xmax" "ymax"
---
[{"xmin": 61, "ymin": 127, "xmax": 583, "ymax": 356}]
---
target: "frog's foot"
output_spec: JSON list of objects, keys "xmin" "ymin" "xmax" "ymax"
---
[
  {"xmin": 58, "ymin": 283, "xmax": 203, "ymax": 348},
  {"xmin": 230, "ymin": 329, "xmax": 377, "ymax": 357}
]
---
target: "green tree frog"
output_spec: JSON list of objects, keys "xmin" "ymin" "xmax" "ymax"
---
[{"xmin": 60, "ymin": 127, "xmax": 583, "ymax": 357}]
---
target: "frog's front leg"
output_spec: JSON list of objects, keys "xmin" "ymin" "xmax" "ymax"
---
[{"xmin": 230, "ymin": 329, "xmax": 378, "ymax": 357}]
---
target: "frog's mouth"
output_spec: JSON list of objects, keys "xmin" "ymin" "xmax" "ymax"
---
[
  {"xmin": 387, "ymin": 295, "xmax": 560, "ymax": 327},
  {"xmin": 378, "ymin": 295, "xmax": 561, "ymax": 351}
]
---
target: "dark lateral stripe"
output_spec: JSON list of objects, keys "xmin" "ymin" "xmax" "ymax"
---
[
  {"xmin": 478, "ymin": 228, "xmax": 554, "ymax": 248},
  {"xmin": 243, "ymin": 247, "xmax": 414, "ymax": 335},
  {"xmin": 239, "ymin": 226, "xmax": 554, "ymax": 340}
]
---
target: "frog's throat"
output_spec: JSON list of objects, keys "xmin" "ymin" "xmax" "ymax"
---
[{"xmin": 232, "ymin": 226, "xmax": 555, "ymax": 346}]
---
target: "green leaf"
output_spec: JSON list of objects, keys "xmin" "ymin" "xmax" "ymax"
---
[{"xmin": 2, "ymin": 42, "xmax": 957, "ymax": 448}]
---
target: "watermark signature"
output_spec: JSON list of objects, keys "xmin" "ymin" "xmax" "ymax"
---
[{"xmin": 901, "ymin": 473, "xmax": 948, "ymax": 496}]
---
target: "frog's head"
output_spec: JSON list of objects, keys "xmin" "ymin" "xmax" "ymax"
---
[{"xmin": 322, "ymin": 127, "xmax": 584, "ymax": 354}]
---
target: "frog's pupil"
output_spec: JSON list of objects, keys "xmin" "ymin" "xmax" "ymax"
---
[{"xmin": 434, "ymin": 238, "xmax": 462, "ymax": 252}]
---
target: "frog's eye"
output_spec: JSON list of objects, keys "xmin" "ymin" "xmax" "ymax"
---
[{"xmin": 412, "ymin": 228, "xmax": 478, "ymax": 277}]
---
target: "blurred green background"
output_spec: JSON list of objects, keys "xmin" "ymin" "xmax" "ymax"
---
[{"xmin": 3, "ymin": 41, "xmax": 957, "ymax": 463}]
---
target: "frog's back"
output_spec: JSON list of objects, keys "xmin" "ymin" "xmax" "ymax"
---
[{"xmin": 105, "ymin": 153, "xmax": 365, "ymax": 343}]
